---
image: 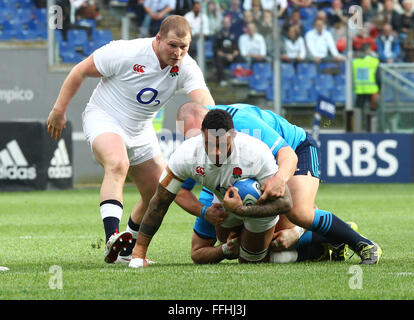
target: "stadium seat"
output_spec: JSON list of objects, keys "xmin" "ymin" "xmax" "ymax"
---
[
  {"xmin": 299, "ymin": 7, "xmax": 317, "ymax": 21},
  {"xmin": 11, "ymin": 8, "xmax": 33, "ymax": 24},
  {"xmin": 18, "ymin": 0, "xmax": 33, "ymax": 8},
  {"xmin": 399, "ymin": 85, "xmax": 414, "ymax": 102},
  {"xmin": 297, "ymin": 62, "xmax": 317, "ymax": 79},
  {"xmin": 281, "ymin": 63, "xmax": 295, "ymax": 80},
  {"xmin": 0, "ymin": 0, "xmax": 19, "ymax": 9},
  {"xmin": 204, "ymin": 39, "xmax": 214, "ymax": 60},
  {"xmin": 34, "ymin": 8, "xmax": 47, "ymax": 22},
  {"xmin": 291, "ymin": 84, "xmax": 314, "ymax": 103},
  {"xmin": 83, "ymin": 40, "xmax": 107, "ymax": 56},
  {"xmin": 92, "ymin": 29, "xmax": 113, "ymax": 44},
  {"xmin": 59, "ymin": 42, "xmax": 85, "ymax": 63},
  {"xmin": 15, "ymin": 28, "xmax": 38, "ymax": 40},
  {"xmin": 0, "ymin": 28, "xmax": 12, "ymax": 40},
  {"xmin": 230, "ymin": 62, "xmax": 252, "ymax": 81},
  {"xmin": 1, "ymin": 20, "xmax": 20, "ymax": 38},
  {"xmin": 0, "ymin": 9, "xmax": 14, "ymax": 24},
  {"xmin": 383, "ymin": 86, "xmax": 395, "ymax": 102},
  {"xmin": 252, "ymin": 62, "xmax": 272, "ymax": 79},
  {"xmin": 334, "ymin": 74, "xmax": 346, "ymax": 85},
  {"xmin": 248, "ymin": 74, "xmax": 270, "ymax": 93},
  {"xmin": 76, "ymin": 19, "xmax": 96, "ymax": 30},
  {"xmin": 293, "ymin": 74, "xmax": 313, "ymax": 89},
  {"xmin": 28, "ymin": 20, "xmax": 47, "ymax": 39},
  {"xmin": 67, "ymin": 29, "xmax": 89, "ymax": 49},
  {"xmin": 332, "ymin": 85, "xmax": 345, "ymax": 103},
  {"xmin": 315, "ymin": 74, "xmax": 334, "ymax": 90}
]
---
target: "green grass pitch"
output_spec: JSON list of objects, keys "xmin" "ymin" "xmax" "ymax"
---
[{"xmin": 0, "ymin": 183, "xmax": 413, "ymax": 300}]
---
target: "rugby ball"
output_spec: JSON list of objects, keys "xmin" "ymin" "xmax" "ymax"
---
[{"xmin": 233, "ymin": 178, "xmax": 262, "ymax": 206}]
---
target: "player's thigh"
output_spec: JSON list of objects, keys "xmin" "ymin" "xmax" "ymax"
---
[
  {"xmin": 274, "ymin": 214, "xmax": 295, "ymax": 232},
  {"xmin": 239, "ymin": 226, "xmax": 274, "ymax": 263},
  {"xmin": 286, "ymin": 172, "xmax": 320, "ymax": 226},
  {"xmin": 92, "ymin": 132, "xmax": 129, "ymax": 171},
  {"xmin": 128, "ymin": 153, "xmax": 166, "ymax": 203}
]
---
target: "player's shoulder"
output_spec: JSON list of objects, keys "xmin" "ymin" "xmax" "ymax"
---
[
  {"xmin": 235, "ymin": 132, "xmax": 271, "ymax": 154},
  {"xmin": 103, "ymin": 38, "xmax": 153, "ymax": 57},
  {"xmin": 180, "ymin": 53, "xmax": 201, "ymax": 70}
]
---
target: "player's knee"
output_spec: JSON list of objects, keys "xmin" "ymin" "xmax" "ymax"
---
[
  {"xmin": 239, "ymin": 246, "xmax": 268, "ymax": 263},
  {"xmin": 105, "ymin": 158, "xmax": 130, "ymax": 178},
  {"xmin": 288, "ymin": 205, "xmax": 315, "ymax": 227}
]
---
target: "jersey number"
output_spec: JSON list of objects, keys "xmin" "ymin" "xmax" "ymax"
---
[{"xmin": 136, "ymin": 88, "xmax": 160, "ymax": 106}]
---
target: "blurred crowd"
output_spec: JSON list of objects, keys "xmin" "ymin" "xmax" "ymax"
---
[{"xmin": 122, "ymin": 0, "xmax": 414, "ymax": 85}]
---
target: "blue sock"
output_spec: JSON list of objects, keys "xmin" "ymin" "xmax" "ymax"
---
[{"xmin": 309, "ymin": 209, "xmax": 373, "ymax": 250}]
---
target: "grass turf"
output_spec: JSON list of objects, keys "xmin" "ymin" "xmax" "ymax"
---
[{"xmin": 0, "ymin": 183, "xmax": 413, "ymax": 300}]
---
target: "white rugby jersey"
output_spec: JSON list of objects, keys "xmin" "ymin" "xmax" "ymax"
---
[
  {"xmin": 89, "ymin": 37, "xmax": 208, "ymax": 136},
  {"xmin": 163, "ymin": 132, "xmax": 278, "ymax": 201}
]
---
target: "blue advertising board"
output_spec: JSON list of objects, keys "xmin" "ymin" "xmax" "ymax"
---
[{"xmin": 318, "ymin": 134, "xmax": 413, "ymax": 183}]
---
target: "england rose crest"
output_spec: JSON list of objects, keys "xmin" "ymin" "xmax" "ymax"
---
[
  {"xmin": 170, "ymin": 66, "xmax": 179, "ymax": 77},
  {"xmin": 232, "ymin": 167, "xmax": 242, "ymax": 179}
]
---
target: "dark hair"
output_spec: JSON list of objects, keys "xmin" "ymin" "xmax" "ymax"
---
[{"xmin": 201, "ymin": 109, "xmax": 234, "ymax": 134}]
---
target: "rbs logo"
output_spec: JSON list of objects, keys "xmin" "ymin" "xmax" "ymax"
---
[{"xmin": 327, "ymin": 139, "xmax": 398, "ymax": 178}]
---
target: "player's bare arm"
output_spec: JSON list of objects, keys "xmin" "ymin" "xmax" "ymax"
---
[
  {"xmin": 175, "ymin": 188, "xmax": 228, "ymax": 225},
  {"xmin": 133, "ymin": 184, "xmax": 176, "ymax": 259},
  {"xmin": 259, "ymin": 146, "xmax": 298, "ymax": 202},
  {"xmin": 47, "ymin": 55, "xmax": 103, "ymax": 140},
  {"xmin": 223, "ymin": 186, "xmax": 292, "ymax": 218},
  {"xmin": 189, "ymin": 88, "xmax": 215, "ymax": 107}
]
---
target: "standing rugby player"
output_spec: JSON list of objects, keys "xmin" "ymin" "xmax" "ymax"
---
[{"xmin": 47, "ymin": 15, "xmax": 214, "ymax": 263}]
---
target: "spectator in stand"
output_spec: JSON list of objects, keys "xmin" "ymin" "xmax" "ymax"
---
[
  {"xmin": 238, "ymin": 22, "xmax": 268, "ymax": 65},
  {"xmin": 326, "ymin": 0, "xmax": 347, "ymax": 27},
  {"xmin": 184, "ymin": 1, "xmax": 209, "ymax": 58},
  {"xmin": 206, "ymin": 0, "xmax": 223, "ymax": 36},
  {"xmin": 375, "ymin": 0, "xmax": 401, "ymax": 32},
  {"xmin": 281, "ymin": 25, "xmax": 307, "ymax": 64},
  {"xmin": 376, "ymin": 23, "xmax": 402, "ymax": 62},
  {"xmin": 128, "ymin": 0, "xmax": 146, "ymax": 30},
  {"xmin": 72, "ymin": 0, "xmax": 101, "ymax": 21},
  {"xmin": 353, "ymin": 22, "xmax": 378, "ymax": 53},
  {"xmin": 243, "ymin": 0, "xmax": 288, "ymax": 18},
  {"xmin": 398, "ymin": 0, "xmax": 414, "ymax": 42},
  {"xmin": 56, "ymin": 0, "xmax": 93, "ymax": 40},
  {"xmin": 305, "ymin": 18, "xmax": 345, "ymax": 63},
  {"xmin": 175, "ymin": 0, "xmax": 194, "ymax": 16},
  {"xmin": 289, "ymin": 0, "xmax": 313, "ymax": 8},
  {"xmin": 361, "ymin": 0, "xmax": 379, "ymax": 24},
  {"xmin": 223, "ymin": 0, "xmax": 247, "ymax": 41},
  {"xmin": 214, "ymin": 15, "xmax": 242, "ymax": 85},
  {"xmin": 258, "ymin": 10, "xmax": 274, "ymax": 57},
  {"xmin": 282, "ymin": 7, "xmax": 304, "ymax": 37},
  {"xmin": 140, "ymin": 0, "xmax": 176, "ymax": 37}
]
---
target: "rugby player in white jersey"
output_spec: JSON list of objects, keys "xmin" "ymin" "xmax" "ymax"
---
[
  {"xmin": 46, "ymin": 15, "xmax": 215, "ymax": 263},
  {"xmin": 129, "ymin": 109, "xmax": 293, "ymax": 268}
]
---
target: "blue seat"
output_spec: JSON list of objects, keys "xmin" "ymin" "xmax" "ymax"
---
[
  {"xmin": 252, "ymin": 62, "xmax": 272, "ymax": 79},
  {"xmin": 92, "ymin": 29, "xmax": 113, "ymax": 44},
  {"xmin": 67, "ymin": 29, "xmax": 89, "ymax": 48},
  {"xmin": 332, "ymin": 85, "xmax": 345, "ymax": 103},
  {"xmin": 1, "ymin": 20, "xmax": 20, "ymax": 37},
  {"xmin": 204, "ymin": 39, "xmax": 214, "ymax": 59},
  {"xmin": 76, "ymin": 19, "xmax": 96, "ymax": 30},
  {"xmin": 293, "ymin": 74, "xmax": 313, "ymax": 89},
  {"xmin": 315, "ymin": 74, "xmax": 334, "ymax": 89},
  {"xmin": 0, "ymin": 9, "xmax": 14, "ymax": 23},
  {"xmin": 299, "ymin": 7, "xmax": 317, "ymax": 21},
  {"xmin": 334, "ymin": 74, "xmax": 346, "ymax": 85},
  {"xmin": 18, "ymin": 0, "xmax": 33, "ymax": 8},
  {"xmin": 383, "ymin": 86, "xmax": 394, "ymax": 102},
  {"xmin": 291, "ymin": 84, "xmax": 314, "ymax": 103},
  {"xmin": 230, "ymin": 62, "xmax": 252, "ymax": 81},
  {"xmin": 59, "ymin": 42, "xmax": 85, "ymax": 63},
  {"xmin": 248, "ymin": 74, "xmax": 270, "ymax": 92},
  {"xmin": 12, "ymin": 8, "xmax": 33, "ymax": 24},
  {"xmin": 281, "ymin": 63, "xmax": 295, "ymax": 80},
  {"xmin": 34, "ymin": 8, "xmax": 47, "ymax": 22},
  {"xmin": 0, "ymin": 0, "xmax": 19, "ymax": 9},
  {"xmin": 297, "ymin": 62, "xmax": 317, "ymax": 79},
  {"xmin": 399, "ymin": 85, "xmax": 414, "ymax": 102},
  {"xmin": 0, "ymin": 28, "xmax": 12, "ymax": 40},
  {"xmin": 16, "ymin": 28, "xmax": 38, "ymax": 40},
  {"xmin": 83, "ymin": 40, "xmax": 107, "ymax": 56}
]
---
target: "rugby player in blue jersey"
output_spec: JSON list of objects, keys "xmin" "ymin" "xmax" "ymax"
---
[{"xmin": 173, "ymin": 102, "xmax": 381, "ymax": 265}]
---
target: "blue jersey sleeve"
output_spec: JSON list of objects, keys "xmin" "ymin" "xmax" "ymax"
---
[
  {"xmin": 234, "ymin": 115, "xmax": 289, "ymax": 158},
  {"xmin": 181, "ymin": 178, "xmax": 197, "ymax": 190}
]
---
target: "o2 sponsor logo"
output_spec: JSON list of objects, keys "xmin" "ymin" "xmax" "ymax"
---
[
  {"xmin": 327, "ymin": 139, "xmax": 398, "ymax": 178},
  {"xmin": 136, "ymin": 88, "xmax": 160, "ymax": 107}
]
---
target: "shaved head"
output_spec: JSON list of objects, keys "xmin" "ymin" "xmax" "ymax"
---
[{"xmin": 177, "ymin": 102, "xmax": 209, "ymax": 138}]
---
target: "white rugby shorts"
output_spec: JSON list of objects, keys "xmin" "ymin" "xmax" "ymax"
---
[
  {"xmin": 221, "ymin": 211, "xmax": 279, "ymax": 233},
  {"xmin": 82, "ymin": 104, "xmax": 161, "ymax": 166}
]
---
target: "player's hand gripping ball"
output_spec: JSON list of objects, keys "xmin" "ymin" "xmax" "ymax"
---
[{"xmin": 233, "ymin": 178, "xmax": 262, "ymax": 206}]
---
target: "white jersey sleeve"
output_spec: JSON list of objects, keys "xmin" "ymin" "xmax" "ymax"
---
[
  {"xmin": 92, "ymin": 40, "xmax": 125, "ymax": 78},
  {"xmin": 178, "ymin": 55, "xmax": 209, "ymax": 94}
]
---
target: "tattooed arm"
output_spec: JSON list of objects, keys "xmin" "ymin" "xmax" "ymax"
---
[
  {"xmin": 223, "ymin": 185, "xmax": 292, "ymax": 218},
  {"xmin": 132, "ymin": 184, "xmax": 176, "ymax": 260}
]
